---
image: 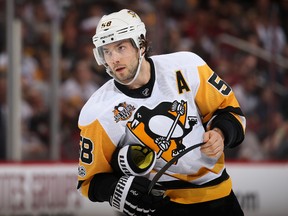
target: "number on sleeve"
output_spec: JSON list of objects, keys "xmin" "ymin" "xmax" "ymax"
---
[
  {"xmin": 80, "ymin": 136, "xmax": 93, "ymax": 164},
  {"xmin": 208, "ymin": 72, "xmax": 231, "ymax": 96}
]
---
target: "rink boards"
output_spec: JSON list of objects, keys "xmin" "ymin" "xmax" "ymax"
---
[{"xmin": 0, "ymin": 162, "xmax": 287, "ymax": 216}]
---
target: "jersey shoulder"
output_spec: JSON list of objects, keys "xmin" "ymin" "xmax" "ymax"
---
[
  {"xmin": 78, "ymin": 79, "xmax": 117, "ymax": 126},
  {"xmin": 151, "ymin": 51, "xmax": 206, "ymax": 67}
]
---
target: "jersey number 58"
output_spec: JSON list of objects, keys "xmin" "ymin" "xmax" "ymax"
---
[{"xmin": 79, "ymin": 136, "xmax": 93, "ymax": 164}]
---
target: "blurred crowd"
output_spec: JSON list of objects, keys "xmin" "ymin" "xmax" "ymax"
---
[{"xmin": 0, "ymin": 0, "xmax": 288, "ymax": 161}]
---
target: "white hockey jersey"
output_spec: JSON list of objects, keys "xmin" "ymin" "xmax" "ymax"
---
[{"xmin": 77, "ymin": 51, "xmax": 246, "ymax": 204}]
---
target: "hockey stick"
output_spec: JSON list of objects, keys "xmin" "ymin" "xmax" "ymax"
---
[{"xmin": 148, "ymin": 141, "xmax": 205, "ymax": 194}]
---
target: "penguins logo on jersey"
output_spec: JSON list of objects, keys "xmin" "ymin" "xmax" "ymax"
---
[{"xmin": 127, "ymin": 100, "xmax": 197, "ymax": 162}]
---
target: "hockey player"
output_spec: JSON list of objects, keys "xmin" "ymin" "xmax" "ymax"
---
[{"xmin": 77, "ymin": 9, "xmax": 246, "ymax": 216}]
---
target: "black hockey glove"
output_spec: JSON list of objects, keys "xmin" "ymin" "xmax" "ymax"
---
[
  {"xmin": 110, "ymin": 175, "xmax": 168, "ymax": 216},
  {"xmin": 111, "ymin": 144, "xmax": 156, "ymax": 176}
]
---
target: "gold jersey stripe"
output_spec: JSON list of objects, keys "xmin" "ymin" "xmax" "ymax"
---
[
  {"xmin": 166, "ymin": 177, "xmax": 232, "ymax": 204},
  {"xmin": 195, "ymin": 64, "xmax": 241, "ymax": 124}
]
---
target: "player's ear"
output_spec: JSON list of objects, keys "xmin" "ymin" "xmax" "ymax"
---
[
  {"xmin": 140, "ymin": 47, "xmax": 146, "ymax": 56},
  {"xmin": 139, "ymin": 34, "xmax": 147, "ymax": 56}
]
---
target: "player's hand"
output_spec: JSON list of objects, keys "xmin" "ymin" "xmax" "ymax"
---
[
  {"xmin": 201, "ymin": 128, "xmax": 224, "ymax": 159},
  {"xmin": 110, "ymin": 176, "xmax": 169, "ymax": 216}
]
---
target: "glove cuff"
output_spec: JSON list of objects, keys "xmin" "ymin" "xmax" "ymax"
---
[
  {"xmin": 117, "ymin": 144, "xmax": 156, "ymax": 176},
  {"xmin": 110, "ymin": 176, "xmax": 134, "ymax": 212}
]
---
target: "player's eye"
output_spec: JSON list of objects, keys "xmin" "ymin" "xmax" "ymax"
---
[
  {"xmin": 103, "ymin": 49, "xmax": 111, "ymax": 56},
  {"xmin": 118, "ymin": 45, "xmax": 126, "ymax": 52}
]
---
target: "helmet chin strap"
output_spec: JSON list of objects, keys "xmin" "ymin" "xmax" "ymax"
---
[{"xmin": 106, "ymin": 51, "xmax": 144, "ymax": 86}]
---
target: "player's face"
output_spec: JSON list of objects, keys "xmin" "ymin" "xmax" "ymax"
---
[{"xmin": 102, "ymin": 39, "xmax": 139, "ymax": 84}]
